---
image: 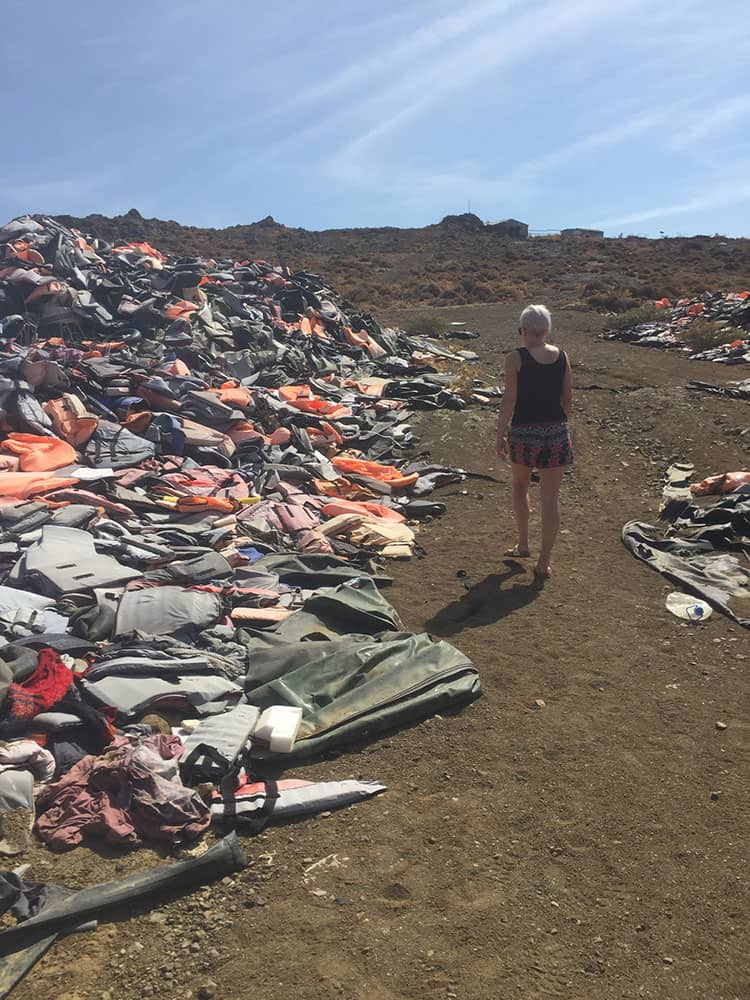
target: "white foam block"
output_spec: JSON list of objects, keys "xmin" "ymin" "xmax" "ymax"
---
[{"xmin": 253, "ymin": 705, "xmax": 303, "ymax": 753}]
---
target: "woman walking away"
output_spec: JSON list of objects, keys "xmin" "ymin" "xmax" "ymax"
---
[{"xmin": 495, "ymin": 304, "xmax": 573, "ymax": 580}]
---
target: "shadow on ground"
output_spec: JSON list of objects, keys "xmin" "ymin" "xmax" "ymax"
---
[{"xmin": 425, "ymin": 560, "xmax": 541, "ymax": 636}]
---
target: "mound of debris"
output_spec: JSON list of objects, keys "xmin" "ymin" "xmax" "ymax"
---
[
  {"xmin": 623, "ymin": 464, "xmax": 750, "ymax": 628},
  {"xmin": 688, "ymin": 378, "xmax": 750, "ymax": 400},
  {"xmin": 0, "ymin": 214, "xmax": 486, "ymax": 874},
  {"xmin": 603, "ymin": 291, "xmax": 750, "ymax": 364}
]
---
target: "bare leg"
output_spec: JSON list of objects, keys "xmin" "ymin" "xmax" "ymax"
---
[
  {"xmin": 510, "ymin": 463, "xmax": 533, "ymax": 555},
  {"xmin": 537, "ymin": 467, "xmax": 565, "ymax": 576}
]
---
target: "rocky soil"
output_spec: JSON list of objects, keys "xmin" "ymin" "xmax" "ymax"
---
[{"xmin": 11, "ymin": 302, "xmax": 750, "ymax": 1000}]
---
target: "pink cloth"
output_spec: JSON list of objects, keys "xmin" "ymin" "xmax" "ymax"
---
[
  {"xmin": 0, "ymin": 740, "xmax": 56, "ymax": 782},
  {"xmin": 34, "ymin": 734, "xmax": 209, "ymax": 851}
]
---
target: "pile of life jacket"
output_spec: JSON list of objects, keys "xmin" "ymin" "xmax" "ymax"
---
[
  {"xmin": 0, "ymin": 213, "xmax": 486, "ymax": 858},
  {"xmin": 603, "ymin": 290, "xmax": 750, "ymax": 364}
]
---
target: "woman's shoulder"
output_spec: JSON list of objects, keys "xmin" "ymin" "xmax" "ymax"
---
[{"xmin": 504, "ymin": 347, "xmax": 522, "ymax": 367}]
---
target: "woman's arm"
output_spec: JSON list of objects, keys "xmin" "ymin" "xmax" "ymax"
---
[
  {"xmin": 496, "ymin": 352, "xmax": 518, "ymax": 458},
  {"xmin": 561, "ymin": 352, "xmax": 573, "ymax": 419}
]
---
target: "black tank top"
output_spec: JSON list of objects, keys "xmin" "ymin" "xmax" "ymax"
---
[{"xmin": 511, "ymin": 347, "xmax": 567, "ymax": 425}]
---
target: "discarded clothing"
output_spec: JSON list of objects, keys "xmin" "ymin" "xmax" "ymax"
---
[
  {"xmin": 35, "ymin": 735, "xmax": 210, "ymax": 850},
  {"xmin": 0, "ymin": 741, "xmax": 55, "ymax": 783},
  {"xmin": 690, "ymin": 471, "xmax": 750, "ymax": 496},
  {"xmin": 622, "ymin": 520, "xmax": 749, "ymax": 628},
  {"xmin": 688, "ymin": 378, "xmax": 750, "ymax": 400},
  {"xmin": 604, "ymin": 291, "xmax": 750, "ymax": 364},
  {"xmin": 2, "ymin": 649, "xmax": 74, "ymax": 726},
  {"xmin": 0, "ymin": 213, "xmax": 482, "ymax": 856}
]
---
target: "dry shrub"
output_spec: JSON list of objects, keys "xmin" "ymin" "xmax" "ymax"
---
[
  {"xmin": 450, "ymin": 368, "xmax": 479, "ymax": 400},
  {"xmin": 629, "ymin": 283, "xmax": 660, "ymax": 299},
  {"xmin": 587, "ymin": 291, "xmax": 638, "ymax": 312},
  {"xmin": 402, "ymin": 312, "xmax": 450, "ymax": 337},
  {"xmin": 429, "ymin": 357, "xmax": 477, "ymax": 400},
  {"xmin": 492, "ymin": 283, "xmax": 525, "ymax": 301},
  {"xmin": 682, "ymin": 319, "xmax": 734, "ymax": 351},
  {"xmin": 602, "ymin": 303, "xmax": 663, "ymax": 331}
]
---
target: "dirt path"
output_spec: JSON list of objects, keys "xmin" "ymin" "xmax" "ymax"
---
[{"xmin": 15, "ymin": 305, "xmax": 750, "ymax": 1000}]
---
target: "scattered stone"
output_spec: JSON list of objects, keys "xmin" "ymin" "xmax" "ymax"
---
[
  {"xmin": 197, "ymin": 982, "xmax": 217, "ymax": 1000},
  {"xmin": 715, "ymin": 721, "xmax": 727, "ymax": 730},
  {"xmin": 662, "ymin": 956, "xmax": 674, "ymax": 965},
  {"xmin": 534, "ymin": 699, "xmax": 546, "ymax": 710},
  {"xmin": 710, "ymin": 791, "xmax": 721, "ymax": 801}
]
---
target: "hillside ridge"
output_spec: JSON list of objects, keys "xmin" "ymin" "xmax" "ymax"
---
[{"xmin": 53, "ymin": 209, "xmax": 750, "ymax": 313}]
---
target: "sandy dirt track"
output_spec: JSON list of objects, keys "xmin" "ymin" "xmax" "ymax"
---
[{"xmin": 13, "ymin": 303, "xmax": 750, "ymax": 1000}]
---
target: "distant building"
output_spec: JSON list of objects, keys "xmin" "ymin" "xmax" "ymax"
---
[
  {"xmin": 560, "ymin": 228, "xmax": 605, "ymax": 240},
  {"xmin": 486, "ymin": 218, "xmax": 529, "ymax": 239}
]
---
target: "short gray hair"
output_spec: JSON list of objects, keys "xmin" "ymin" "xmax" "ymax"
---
[{"xmin": 519, "ymin": 304, "xmax": 551, "ymax": 335}]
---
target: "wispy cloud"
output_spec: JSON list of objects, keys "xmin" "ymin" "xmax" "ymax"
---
[
  {"xmin": 506, "ymin": 105, "xmax": 688, "ymax": 185},
  {"xmin": 326, "ymin": 0, "xmax": 652, "ymax": 183},
  {"xmin": 6, "ymin": 176, "xmax": 111, "ymax": 206},
  {"xmin": 324, "ymin": 96, "xmax": 688, "ymax": 214},
  {"xmin": 251, "ymin": 0, "xmax": 526, "ymax": 168},
  {"xmin": 668, "ymin": 93, "xmax": 750, "ymax": 149},
  {"xmin": 273, "ymin": 0, "xmax": 520, "ymax": 113},
  {"xmin": 590, "ymin": 176, "xmax": 750, "ymax": 228}
]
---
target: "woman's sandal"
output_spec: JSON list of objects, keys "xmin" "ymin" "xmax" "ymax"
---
[
  {"xmin": 534, "ymin": 565, "xmax": 552, "ymax": 580},
  {"xmin": 504, "ymin": 546, "xmax": 531, "ymax": 558}
]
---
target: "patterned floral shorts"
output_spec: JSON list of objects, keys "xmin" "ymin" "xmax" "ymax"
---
[{"xmin": 508, "ymin": 421, "xmax": 573, "ymax": 469}]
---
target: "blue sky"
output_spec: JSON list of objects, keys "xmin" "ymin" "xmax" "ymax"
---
[{"xmin": 2, "ymin": 0, "xmax": 750, "ymax": 236}]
